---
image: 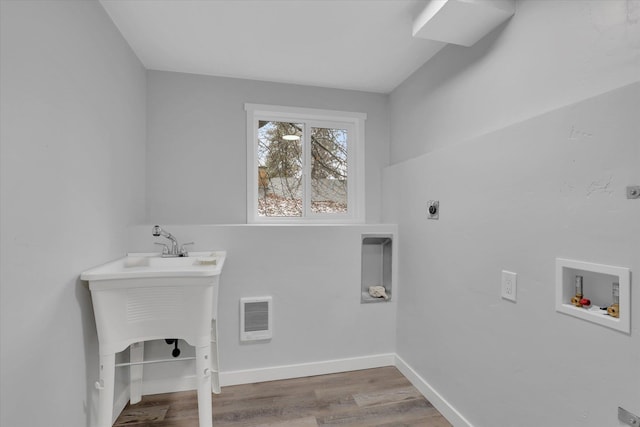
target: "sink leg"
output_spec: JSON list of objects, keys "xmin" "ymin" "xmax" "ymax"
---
[
  {"xmin": 195, "ymin": 345, "xmax": 213, "ymax": 427},
  {"xmin": 130, "ymin": 342, "xmax": 144, "ymax": 404},
  {"xmin": 211, "ymin": 319, "xmax": 220, "ymax": 394},
  {"xmin": 97, "ymin": 353, "xmax": 115, "ymax": 427}
]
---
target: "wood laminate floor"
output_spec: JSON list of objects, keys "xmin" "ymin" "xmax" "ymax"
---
[{"xmin": 114, "ymin": 367, "xmax": 452, "ymax": 427}]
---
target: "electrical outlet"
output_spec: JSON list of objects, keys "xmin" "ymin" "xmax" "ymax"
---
[{"xmin": 501, "ymin": 270, "xmax": 517, "ymax": 302}]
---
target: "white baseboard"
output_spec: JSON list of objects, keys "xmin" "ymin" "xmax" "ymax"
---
[
  {"xmin": 220, "ymin": 353, "xmax": 396, "ymax": 386},
  {"xmin": 136, "ymin": 353, "xmax": 395, "ymax": 395},
  {"xmin": 394, "ymin": 354, "xmax": 473, "ymax": 427}
]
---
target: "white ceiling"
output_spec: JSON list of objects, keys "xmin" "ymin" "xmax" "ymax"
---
[{"xmin": 99, "ymin": 0, "xmax": 446, "ymax": 94}]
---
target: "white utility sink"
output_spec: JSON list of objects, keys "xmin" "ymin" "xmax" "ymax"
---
[{"xmin": 81, "ymin": 251, "xmax": 226, "ymax": 427}]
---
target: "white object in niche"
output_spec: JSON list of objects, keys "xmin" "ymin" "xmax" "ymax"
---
[
  {"xmin": 555, "ymin": 258, "xmax": 630, "ymax": 334},
  {"xmin": 240, "ymin": 297, "xmax": 272, "ymax": 341}
]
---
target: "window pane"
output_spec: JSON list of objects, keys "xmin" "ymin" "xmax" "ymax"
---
[
  {"xmin": 257, "ymin": 121, "xmax": 303, "ymax": 217},
  {"xmin": 310, "ymin": 127, "xmax": 348, "ymax": 214}
]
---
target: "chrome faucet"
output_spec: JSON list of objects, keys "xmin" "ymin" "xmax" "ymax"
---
[{"xmin": 152, "ymin": 225, "xmax": 193, "ymax": 257}]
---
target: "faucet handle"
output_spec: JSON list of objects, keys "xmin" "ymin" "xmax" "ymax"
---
[
  {"xmin": 154, "ymin": 242, "xmax": 169, "ymax": 255},
  {"xmin": 180, "ymin": 242, "xmax": 194, "ymax": 256}
]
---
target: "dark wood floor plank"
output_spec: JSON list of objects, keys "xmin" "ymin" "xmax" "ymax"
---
[
  {"xmin": 352, "ymin": 385, "xmax": 423, "ymax": 408},
  {"xmin": 317, "ymin": 398, "xmax": 435, "ymax": 426},
  {"xmin": 114, "ymin": 404, "xmax": 170, "ymax": 426},
  {"xmin": 113, "ymin": 367, "xmax": 452, "ymax": 427},
  {"xmin": 254, "ymin": 416, "xmax": 319, "ymax": 427}
]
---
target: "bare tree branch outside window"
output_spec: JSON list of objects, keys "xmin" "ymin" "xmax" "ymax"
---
[{"xmin": 257, "ymin": 121, "xmax": 348, "ymax": 217}]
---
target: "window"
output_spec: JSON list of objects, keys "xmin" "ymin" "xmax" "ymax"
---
[{"xmin": 246, "ymin": 104, "xmax": 366, "ymax": 223}]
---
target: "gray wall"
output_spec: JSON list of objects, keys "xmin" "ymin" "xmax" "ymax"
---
[
  {"xmin": 126, "ymin": 224, "xmax": 398, "ymax": 389},
  {"xmin": 385, "ymin": 1, "xmax": 640, "ymax": 426},
  {"xmin": 390, "ymin": 0, "xmax": 640, "ymax": 163},
  {"xmin": 0, "ymin": 2, "xmax": 146, "ymax": 426},
  {"xmin": 146, "ymin": 70, "xmax": 389, "ymax": 224},
  {"xmin": 3, "ymin": 1, "xmax": 638, "ymax": 426},
  {"xmin": 142, "ymin": 70, "xmax": 394, "ymax": 384}
]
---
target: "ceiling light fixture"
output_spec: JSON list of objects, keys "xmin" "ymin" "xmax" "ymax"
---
[{"xmin": 282, "ymin": 135, "xmax": 301, "ymax": 141}]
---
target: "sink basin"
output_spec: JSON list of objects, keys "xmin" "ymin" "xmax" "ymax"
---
[
  {"xmin": 81, "ymin": 251, "xmax": 225, "ymax": 281},
  {"xmin": 81, "ymin": 250, "xmax": 226, "ymax": 427},
  {"xmin": 80, "ymin": 250, "xmax": 226, "ymax": 346}
]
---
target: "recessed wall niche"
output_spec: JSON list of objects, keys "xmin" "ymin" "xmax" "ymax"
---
[
  {"xmin": 555, "ymin": 258, "xmax": 631, "ymax": 334},
  {"xmin": 361, "ymin": 235, "xmax": 393, "ymax": 303}
]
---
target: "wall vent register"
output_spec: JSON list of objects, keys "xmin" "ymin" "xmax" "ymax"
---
[{"xmin": 240, "ymin": 297, "xmax": 273, "ymax": 341}]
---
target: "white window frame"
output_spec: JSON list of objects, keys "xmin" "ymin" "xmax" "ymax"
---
[{"xmin": 245, "ymin": 103, "xmax": 366, "ymax": 224}]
